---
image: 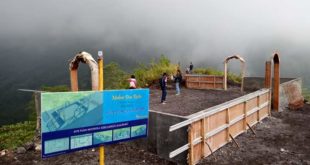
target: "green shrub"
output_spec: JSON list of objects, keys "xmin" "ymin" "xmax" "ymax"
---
[
  {"xmin": 0, "ymin": 121, "xmax": 36, "ymax": 150},
  {"xmin": 134, "ymin": 54, "xmax": 178, "ymax": 87},
  {"xmin": 104, "ymin": 62, "xmax": 129, "ymax": 89}
]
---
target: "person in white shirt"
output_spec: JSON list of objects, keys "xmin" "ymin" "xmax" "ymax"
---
[{"xmin": 128, "ymin": 75, "xmax": 137, "ymax": 89}]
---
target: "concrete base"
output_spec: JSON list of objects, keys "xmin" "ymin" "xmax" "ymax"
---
[{"xmin": 128, "ymin": 111, "xmax": 188, "ymax": 164}]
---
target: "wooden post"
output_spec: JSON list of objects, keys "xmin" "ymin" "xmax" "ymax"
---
[
  {"xmin": 243, "ymin": 101, "xmax": 247, "ymax": 131},
  {"xmin": 241, "ymin": 62, "xmax": 245, "ymax": 92},
  {"xmin": 224, "ymin": 62, "xmax": 228, "ymax": 90},
  {"xmin": 226, "ymin": 108, "xmax": 230, "ymax": 141},
  {"xmin": 70, "ymin": 69, "xmax": 78, "ymax": 91},
  {"xmin": 257, "ymin": 95, "xmax": 261, "ymax": 121},
  {"xmin": 264, "ymin": 61, "xmax": 272, "ymax": 88},
  {"xmin": 201, "ymin": 118, "xmax": 206, "ymax": 158},
  {"xmin": 273, "ymin": 54, "xmax": 280, "ymax": 111},
  {"xmin": 268, "ymin": 90, "xmax": 272, "ymax": 116},
  {"xmin": 213, "ymin": 76, "xmax": 216, "ymax": 89},
  {"xmin": 34, "ymin": 92, "xmax": 41, "ymax": 134},
  {"xmin": 188, "ymin": 125, "xmax": 194, "ymax": 165}
]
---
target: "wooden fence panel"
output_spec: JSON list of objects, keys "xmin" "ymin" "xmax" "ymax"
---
[
  {"xmin": 170, "ymin": 89, "xmax": 271, "ymax": 165},
  {"xmin": 185, "ymin": 75, "xmax": 224, "ymax": 90}
]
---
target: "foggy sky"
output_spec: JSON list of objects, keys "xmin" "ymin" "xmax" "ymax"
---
[{"xmin": 1, "ymin": 0, "xmax": 310, "ymax": 81}]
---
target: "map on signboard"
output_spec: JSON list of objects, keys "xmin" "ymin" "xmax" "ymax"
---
[{"xmin": 41, "ymin": 91, "xmax": 103, "ymax": 133}]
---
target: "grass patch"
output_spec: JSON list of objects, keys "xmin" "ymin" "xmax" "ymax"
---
[
  {"xmin": 302, "ymin": 87, "xmax": 310, "ymax": 102},
  {"xmin": 0, "ymin": 121, "xmax": 36, "ymax": 150}
]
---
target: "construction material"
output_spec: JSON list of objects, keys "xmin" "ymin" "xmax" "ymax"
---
[
  {"xmin": 169, "ymin": 88, "xmax": 271, "ymax": 165},
  {"xmin": 185, "ymin": 75, "xmax": 224, "ymax": 90},
  {"xmin": 280, "ymin": 78, "xmax": 304, "ymax": 110},
  {"xmin": 224, "ymin": 55, "xmax": 245, "ymax": 92},
  {"xmin": 273, "ymin": 53, "xmax": 280, "ymax": 111}
]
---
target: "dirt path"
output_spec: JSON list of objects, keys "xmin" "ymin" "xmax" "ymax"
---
[
  {"xmin": 198, "ymin": 104, "xmax": 310, "ymax": 165},
  {"xmin": 150, "ymin": 88, "xmax": 245, "ymax": 116}
]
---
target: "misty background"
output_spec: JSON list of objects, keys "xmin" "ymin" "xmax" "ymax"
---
[{"xmin": 0, "ymin": 0, "xmax": 310, "ymax": 125}]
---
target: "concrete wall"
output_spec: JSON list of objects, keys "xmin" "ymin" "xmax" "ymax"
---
[
  {"xmin": 243, "ymin": 77, "xmax": 294, "ymax": 92},
  {"xmin": 128, "ymin": 111, "xmax": 188, "ymax": 164},
  {"xmin": 244, "ymin": 77, "xmax": 303, "ymax": 111}
]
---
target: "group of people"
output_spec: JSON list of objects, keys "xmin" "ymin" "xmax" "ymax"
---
[
  {"xmin": 128, "ymin": 62, "xmax": 194, "ymax": 105},
  {"xmin": 159, "ymin": 70, "xmax": 182, "ymax": 104}
]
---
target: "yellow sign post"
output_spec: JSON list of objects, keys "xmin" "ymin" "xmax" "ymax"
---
[{"xmin": 98, "ymin": 50, "xmax": 105, "ymax": 165}]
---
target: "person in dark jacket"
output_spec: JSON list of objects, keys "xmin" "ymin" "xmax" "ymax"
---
[
  {"xmin": 160, "ymin": 73, "xmax": 168, "ymax": 104},
  {"xmin": 174, "ymin": 70, "xmax": 182, "ymax": 95},
  {"xmin": 189, "ymin": 62, "xmax": 194, "ymax": 73}
]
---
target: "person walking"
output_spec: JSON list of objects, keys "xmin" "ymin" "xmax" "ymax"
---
[
  {"xmin": 128, "ymin": 75, "xmax": 137, "ymax": 89},
  {"xmin": 160, "ymin": 73, "xmax": 168, "ymax": 104},
  {"xmin": 174, "ymin": 70, "xmax": 182, "ymax": 95}
]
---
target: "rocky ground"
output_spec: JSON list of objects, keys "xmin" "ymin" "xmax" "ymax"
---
[
  {"xmin": 150, "ymin": 87, "xmax": 246, "ymax": 116},
  {"xmin": 0, "ymin": 143, "xmax": 174, "ymax": 165},
  {"xmin": 1, "ymin": 89, "xmax": 310, "ymax": 165}
]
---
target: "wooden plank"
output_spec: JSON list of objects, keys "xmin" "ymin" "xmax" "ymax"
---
[
  {"xmin": 229, "ymin": 103, "xmax": 244, "ymax": 121},
  {"xmin": 259, "ymin": 93, "xmax": 268, "ymax": 105},
  {"xmin": 243, "ymin": 101, "xmax": 247, "ymax": 131},
  {"xmin": 229, "ymin": 134, "xmax": 240, "ymax": 148},
  {"xmin": 192, "ymin": 121, "xmax": 202, "ymax": 164},
  {"xmin": 247, "ymin": 113, "xmax": 258, "ymax": 126},
  {"xmin": 229, "ymin": 120, "xmax": 244, "ymax": 137},
  {"xmin": 257, "ymin": 95, "xmax": 260, "ymax": 121},
  {"xmin": 188, "ymin": 125, "xmax": 194, "ymax": 165},
  {"xmin": 209, "ymin": 130, "xmax": 227, "ymax": 152},
  {"xmin": 201, "ymin": 118, "xmax": 206, "ymax": 158},
  {"xmin": 208, "ymin": 110, "xmax": 227, "ymax": 132},
  {"xmin": 226, "ymin": 108, "xmax": 230, "ymax": 141},
  {"xmin": 259, "ymin": 106, "xmax": 269, "ymax": 121},
  {"xmin": 268, "ymin": 90, "xmax": 272, "ymax": 116},
  {"xmin": 246, "ymin": 98, "xmax": 257, "ymax": 112}
]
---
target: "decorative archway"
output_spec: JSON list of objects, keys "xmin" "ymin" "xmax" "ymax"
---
[
  {"xmin": 224, "ymin": 55, "xmax": 245, "ymax": 92},
  {"xmin": 69, "ymin": 51, "xmax": 99, "ymax": 91},
  {"xmin": 264, "ymin": 53, "xmax": 280, "ymax": 111}
]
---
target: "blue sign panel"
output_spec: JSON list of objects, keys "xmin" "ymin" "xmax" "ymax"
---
[{"xmin": 41, "ymin": 89, "xmax": 149, "ymax": 158}]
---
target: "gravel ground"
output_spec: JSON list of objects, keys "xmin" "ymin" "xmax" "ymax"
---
[{"xmin": 150, "ymin": 87, "xmax": 246, "ymax": 116}]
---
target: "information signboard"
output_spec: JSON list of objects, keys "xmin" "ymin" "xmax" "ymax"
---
[{"xmin": 41, "ymin": 89, "xmax": 149, "ymax": 158}]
